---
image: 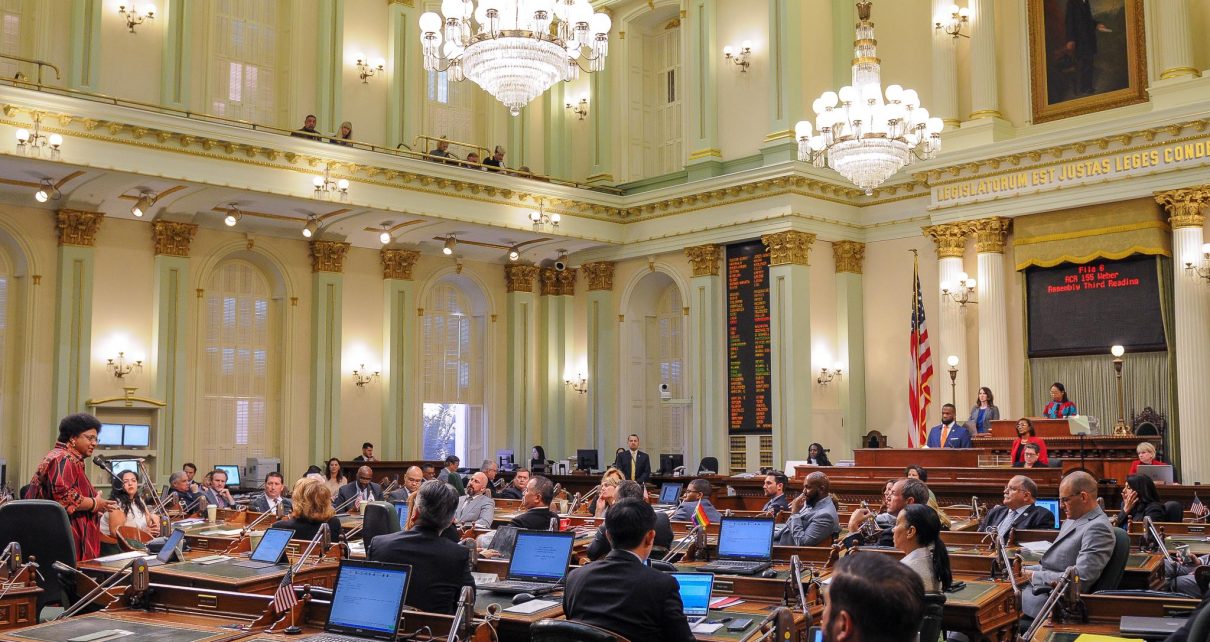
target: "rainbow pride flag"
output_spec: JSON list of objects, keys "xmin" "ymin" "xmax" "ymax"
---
[{"xmin": 693, "ymin": 501, "xmax": 711, "ymax": 527}]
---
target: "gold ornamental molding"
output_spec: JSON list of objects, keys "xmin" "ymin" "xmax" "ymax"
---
[
  {"xmin": 309, "ymin": 240, "xmax": 350, "ymax": 273},
  {"xmin": 381, "ymin": 248, "xmax": 420, "ymax": 280},
  {"xmin": 557, "ymin": 268, "xmax": 576, "ymax": 296},
  {"xmin": 150, "ymin": 220, "xmax": 198, "ymax": 257},
  {"xmin": 684, "ymin": 244, "xmax": 721, "ymax": 277},
  {"xmin": 504, "ymin": 264, "xmax": 540, "ymax": 293},
  {"xmin": 761, "ymin": 231, "xmax": 816, "ymax": 266},
  {"xmin": 539, "ymin": 267, "xmax": 559, "ymax": 296},
  {"xmin": 56, "ymin": 209, "xmax": 104, "ymax": 247},
  {"xmin": 971, "ymin": 217, "xmax": 1011, "ymax": 254},
  {"xmin": 1154, "ymin": 186, "xmax": 1210, "ymax": 229},
  {"xmin": 581, "ymin": 261, "xmax": 616, "ymax": 291},
  {"xmin": 923, "ymin": 222, "xmax": 969, "ymax": 258},
  {"xmin": 832, "ymin": 241, "xmax": 866, "ymax": 274}
]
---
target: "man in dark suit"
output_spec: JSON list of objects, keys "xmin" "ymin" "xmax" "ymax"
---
[
  {"xmin": 509, "ymin": 475, "xmax": 559, "ymax": 530},
  {"xmin": 368, "ymin": 479, "xmax": 475, "ymax": 615},
  {"xmin": 249, "ymin": 472, "xmax": 293, "ymax": 514},
  {"xmin": 612, "ymin": 434, "xmax": 651, "ymax": 483},
  {"xmin": 761, "ymin": 472, "xmax": 791, "ymax": 514},
  {"xmin": 333, "ymin": 466, "xmax": 383, "ymax": 513},
  {"xmin": 498, "ymin": 468, "xmax": 529, "ymax": 500},
  {"xmin": 353, "ymin": 442, "xmax": 376, "ymax": 462},
  {"xmin": 979, "ymin": 474, "xmax": 1057, "ymax": 536},
  {"xmin": 926, "ymin": 404, "xmax": 972, "ymax": 448},
  {"xmin": 1065, "ymin": 0, "xmax": 1107, "ymax": 95},
  {"xmin": 844, "ymin": 478, "xmax": 929, "ymax": 548},
  {"xmin": 587, "ymin": 481, "xmax": 673, "ymax": 560},
  {"xmin": 564, "ymin": 498, "xmax": 694, "ymax": 641}
]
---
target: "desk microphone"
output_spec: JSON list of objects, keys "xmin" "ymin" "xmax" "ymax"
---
[{"xmin": 92, "ymin": 456, "xmax": 123, "ymax": 483}]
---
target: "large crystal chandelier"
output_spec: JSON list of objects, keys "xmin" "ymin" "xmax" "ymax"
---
[
  {"xmin": 795, "ymin": 1, "xmax": 943, "ymax": 194},
  {"xmin": 420, "ymin": 0, "xmax": 612, "ymax": 116}
]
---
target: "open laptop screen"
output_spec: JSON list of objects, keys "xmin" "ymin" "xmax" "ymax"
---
[
  {"xmin": 1035, "ymin": 499, "xmax": 1061, "ymax": 528},
  {"xmin": 718, "ymin": 517, "xmax": 775, "ymax": 561},
  {"xmin": 157, "ymin": 528, "xmax": 186, "ymax": 564},
  {"xmin": 659, "ymin": 482, "xmax": 683, "ymax": 504},
  {"xmin": 507, "ymin": 531, "xmax": 575, "ymax": 582},
  {"xmin": 672, "ymin": 572, "xmax": 714, "ymax": 617},
  {"xmin": 251, "ymin": 527, "xmax": 293, "ymax": 564},
  {"xmin": 327, "ymin": 561, "xmax": 411, "ymax": 638}
]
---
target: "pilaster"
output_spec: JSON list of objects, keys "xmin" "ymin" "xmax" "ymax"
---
[
  {"xmin": 159, "ymin": 0, "xmax": 191, "ymax": 108},
  {"xmin": 582, "ymin": 262, "xmax": 618, "ymax": 455},
  {"xmin": 761, "ymin": 231, "xmax": 815, "ymax": 464},
  {"xmin": 587, "ymin": 37, "xmax": 616, "ymax": 184},
  {"xmin": 972, "ymin": 217, "xmax": 1011, "ymax": 418},
  {"xmin": 150, "ymin": 221, "xmax": 195, "ymax": 479},
  {"xmin": 684, "ymin": 0, "xmax": 722, "ymax": 180},
  {"xmin": 387, "ymin": 1, "xmax": 423, "ymax": 148},
  {"xmin": 315, "ymin": 0, "xmax": 344, "ymax": 132},
  {"xmin": 759, "ymin": 0, "xmax": 806, "ymax": 165},
  {"xmin": 539, "ymin": 267, "xmax": 575, "ymax": 460},
  {"xmin": 930, "ymin": 0, "xmax": 959, "ymax": 128},
  {"xmin": 685, "ymin": 245, "xmax": 726, "ymax": 468},
  {"xmin": 381, "ymin": 249, "xmax": 419, "ymax": 459},
  {"xmin": 308, "ymin": 240, "xmax": 348, "ymax": 464},
  {"xmin": 505, "ymin": 265, "xmax": 541, "ymax": 456},
  {"xmin": 52, "ymin": 210, "xmax": 102, "ymax": 422},
  {"xmin": 833, "ymin": 241, "xmax": 866, "ymax": 448},
  {"xmin": 68, "ymin": 0, "xmax": 102, "ymax": 91},
  {"xmin": 924, "ymin": 222, "xmax": 970, "ymax": 410},
  {"xmin": 544, "ymin": 85, "xmax": 568, "ymax": 178}
]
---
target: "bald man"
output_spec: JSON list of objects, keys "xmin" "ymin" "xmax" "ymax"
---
[
  {"xmin": 388, "ymin": 466, "xmax": 425, "ymax": 502},
  {"xmin": 333, "ymin": 465, "xmax": 383, "ymax": 513},
  {"xmin": 1021, "ymin": 471, "xmax": 1114, "ymax": 618},
  {"xmin": 454, "ymin": 472, "xmax": 496, "ymax": 528},
  {"xmin": 777, "ymin": 472, "xmax": 840, "ymax": 546}
]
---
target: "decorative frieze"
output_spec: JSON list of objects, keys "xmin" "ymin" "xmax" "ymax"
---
[
  {"xmin": 381, "ymin": 249, "xmax": 420, "ymax": 280},
  {"xmin": 761, "ymin": 231, "xmax": 816, "ymax": 266},
  {"xmin": 971, "ymin": 217, "xmax": 1011, "ymax": 254},
  {"xmin": 504, "ymin": 264, "xmax": 540, "ymax": 293},
  {"xmin": 309, "ymin": 240, "xmax": 350, "ymax": 273},
  {"xmin": 923, "ymin": 222, "xmax": 970, "ymax": 258},
  {"xmin": 150, "ymin": 220, "xmax": 198, "ymax": 257},
  {"xmin": 685, "ymin": 244, "xmax": 721, "ymax": 277},
  {"xmin": 1155, "ymin": 187, "xmax": 1210, "ymax": 229},
  {"xmin": 831, "ymin": 241, "xmax": 866, "ymax": 274},
  {"xmin": 56, "ymin": 210, "xmax": 104, "ymax": 247},
  {"xmin": 581, "ymin": 261, "xmax": 616, "ymax": 291}
]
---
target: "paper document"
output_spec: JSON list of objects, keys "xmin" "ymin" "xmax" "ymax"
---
[
  {"xmin": 503, "ymin": 599, "xmax": 560, "ymax": 614},
  {"xmin": 1019, "ymin": 540, "xmax": 1053, "ymax": 555},
  {"xmin": 92, "ymin": 551, "xmax": 146, "ymax": 563}
]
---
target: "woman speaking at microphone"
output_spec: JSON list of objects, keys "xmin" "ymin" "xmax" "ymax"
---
[{"xmin": 24, "ymin": 413, "xmax": 118, "ymax": 560}]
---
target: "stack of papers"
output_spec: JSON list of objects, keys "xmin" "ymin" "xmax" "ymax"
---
[
  {"xmin": 503, "ymin": 599, "xmax": 560, "ymax": 614},
  {"xmin": 710, "ymin": 596, "xmax": 745, "ymax": 609}
]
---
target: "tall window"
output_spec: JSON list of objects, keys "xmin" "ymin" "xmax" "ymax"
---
[
  {"xmin": 209, "ymin": 0, "xmax": 278, "ymax": 124},
  {"xmin": 625, "ymin": 280, "xmax": 686, "ymax": 455},
  {"xmin": 423, "ymin": 70, "xmax": 481, "ymax": 152},
  {"xmin": 655, "ymin": 284, "xmax": 685, "ymax": 453},
  {"xmin": 0, "ymin": 0, "xmax": 22, "ymax": 79},
  {"xmin": 421, "ymin": 281, "xmax": 485, "ymax": 463},
  {"xmin": 643, "ymin": 26, "xmax": 681, "ymax": 177},
  {"xmin": 200, "ymin": 260, "xmax": 274, "ymax": 466}
]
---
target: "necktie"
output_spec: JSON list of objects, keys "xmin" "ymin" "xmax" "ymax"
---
[
  {"xmin": 630, "ymin": 452, "xmax": 636, "ymax": 480},
  {"xmin": 940, "ymin": 425, "xmax": 950, "ymax": 447},
  {"xmin": 999, "ymin": 509, "xmax": 1018, "ymax": 537}
]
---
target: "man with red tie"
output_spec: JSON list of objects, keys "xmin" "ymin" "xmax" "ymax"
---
[{"xmin": 925, "ymin": 404, "xmax": 971, "ymax": 448}]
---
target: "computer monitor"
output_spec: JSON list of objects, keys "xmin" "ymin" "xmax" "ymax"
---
[
  {"xmin": 250, "ymin": 527, "xmax": 294, "ymax": 564},
  {"xmin": 496, "ymin": 449, "xmax": 515, "ymax": 471},
  {"xmin": 110, "ymin": 460, "xmax": 140, "ymax": 477},
  {"xmin": 97, "ymin": 424, "xmax": 124, "ymax": 446},
  {"xmin": 659, "ymin": 453, "xmax": 684, "ymax": 475},
  {"xmin": 1035, "ymin": 498, "xmax": 1062, "ymax": 528},
  {"xmin": 506, "ymin": 531, "xmax": 576, "ymax": 583},
  {"xmin": 325, "ymin": 560, "xmax": 412, "ymax": 641},
  {"xmin": 392, "ymin": 501, "xmax": 409, "ymax": 529},
  {"xmin": 1137, "ymin": 464, "xmax": 1174, "ymax": 485},
  {"xmin": 215, "ymin": 465, "xmax": 241, "ymax": 487},
  {"xmin": 717, "ymin": 517, "xmax": 775, "ymax": 561},
  {"xmin": 672, "ymin": 572, "xmax": 714, "ymax": 619},
  {"xmin": 659, "ymin": 482, "xmax": 683, "ymax": 505},
  {"xmin": 0, "ymin": 458, "xmax": 7, "ymax": 489},
  {"xmin": 576, "ymin": 449, "xmax": 599, "ymax": 472},
  {"xmin": 123, "ymin": 424, "xmax": 151, "ymax": 448}
]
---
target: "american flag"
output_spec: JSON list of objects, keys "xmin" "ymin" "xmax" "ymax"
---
[
  {"xmin": 271, "ymin": 566, "xmax": 298, "ymax": 614},
  {"xmin": 907, "ymin": 254, "xmax": 935, "ymax": 448}
]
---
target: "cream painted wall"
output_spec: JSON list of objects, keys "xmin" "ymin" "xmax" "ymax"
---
[
  {"xmin": 89, "ymin": 218, "xmax": 155, "ymax": 396},
  {"xmin": 98, "ymin": 0, "xmax": 165, "ymax": 106},
  {"xmin": 340, "ymin": 0, "xmax": 390, "ymax": 146},
  {"xmin": 338, "ymin": 244, "xmax": 385, "ymax": 460},
  {"xmin": 716, "ymin": 0, "xmax": 770, "ymax": 159}
]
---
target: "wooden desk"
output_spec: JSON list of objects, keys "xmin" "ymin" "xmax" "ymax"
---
[
  {"xmin": 1030, "ymin": 593, "xmax": 1201, "ymax": 642},
  {"xmin": 989, "ymin": 419, "xmax": 1080, "ymax": 439},
  {"xmin": 78, "ymin": 552, "xmax": 341, "ymax": 595},
  {"xmin": 0, "ymin": 585, "xmax": 37, "ymax": 632},
  {"xmin": 0, "ymin": 610, "xmax": 254, "ymax": 642},
  {"xmin": 853, "ymin": 448, "xmax": 984, "ymax": 468}
]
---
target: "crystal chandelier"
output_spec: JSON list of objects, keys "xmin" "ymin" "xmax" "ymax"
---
[
  {"xmin": 795, "ymin": 1, "xmax": 943, "ymax": 194},
  {"xmin": 419, "ymin": 0, "xmax": 612, "ymax": 116}
]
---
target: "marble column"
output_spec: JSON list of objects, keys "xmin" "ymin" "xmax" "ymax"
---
[
  {"xmin": 967, "ymin": 0, "xmax": 1000, "ymax": 120},
  {"xmin": 684, "ymin": 245, "xmax": 726, "ymax": 470},
  {"xmin": 159, "ymin": 0, "xmax": 191, "ymax": 109},
  {"xmin": 759, "ymin": 0, "xmax": 806, "ymax": 164},
  {"xmin": 761, "ymin": 231, "xmax": 815, "ymax": 465},
  {"xmin": 150, "ymin": 221, "xmax": 196, "ymax": 480},
  {"xmin": 1155, "ymin": 188, "xmax": 1210, "ymax": 481},
  {"xmin": 833, "ymin": 241, "xmax": 867, "ymax": 446},
  {"xmin": 539, "ymin": 268, "xmax": 576, "ymax": 460},
  {"xmin": 505, "ymin": 265, "xmax": 541, "ymax": 457},
  {"xmin": 582, "ymin": 262, "xmax": 618, "ymax": 455},
  {"xmin": 381, "ymin": 249, "xmax": 419, "ymax": 459},
  {"xmin": 930, "ymin": 0, "xmax": 959, "ymax": 128},
  {"xmin": 68, "ymin": 0, "xmax": 102, "ymax": 91},
  {"xmin": 1154, "ymin": 0, "xmax": 1199, "ymax": 81},
  {"xmin": 924, "ymin": 223, "xmax": 970, "ymax": 412},
  {"xmin": 684, "ymin": 0, "xmax": 723, "ymax": 180},
  {"xmin": 308, "ymin": 241, "xmax": 349, "ymax": 465},
  {"xmin": 971, "ymin": 217, "xmax": 1011, "ymax": 418},
  {"xmin": 386, "ymin": 0, "xmax": 424, "ymax": 149},
  {"xmin": 314, "ymin": 0, "xmax": 345, "ymax": 131},
  {"xmin": 52, "ymin": 210, "xmax": 102, "ymax": 422}
]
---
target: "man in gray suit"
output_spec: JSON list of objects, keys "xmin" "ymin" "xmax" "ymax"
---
[
  {"xmin": 1021, "ymin": 471, "xmax": 1115, "ymax": 618},
  {"xmin": 777, "ymin": 471, "xmax": 840, "ymax": 546}
]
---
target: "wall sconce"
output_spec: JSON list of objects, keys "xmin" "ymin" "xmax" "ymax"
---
[
  {"xmin": 1109, "ymin": 345, "xmax": 1132, "ymax": 436},
  {"xmin": 934, "ymin": 4, "xmax": 970, "ymax": 39},
  {"xmin": 816, "ymin": 364, "xmax": 843, "ymax": 385},
  {"xmin": 353, "ymin": 364, "xmax": 380, "ymax": 388},
  {"xmin": 118, "ymin": 4, "xmax": 155, "ymax": 33},
  {"xmin": 34, "ymin": 178, "xmax": 61, "ymax": 203},
  {"xmin": 15, "ymin": 113, "xmax": 63, "ymax": 159},
  {"xmin": 565, "ymin": 94, "xmax": 589, "ymax": 120},
  {"xmin": 1185, "ymin": 243, "xmax": 1210, "ymax": 282},
  {"xmin": 106, "ymin": 352, "xmax": 143, "ymax": 379},
  {"xmin": 131, "ymin": 191, "xmax": 156, "ymax": 218},
  {"xmin": 312, "ymin": 166, "xmax": 349, "ymax": 201},
  {"xmin": 940, "ymin": 272, "xmax": 977, "ymax": 306},
  {"xmin": 723, "ymin": 41, "xmax": 753, "ymax": 72},
  {"xmin": 355, "ymin": 55, "xmax": 385, "ymax": 83},
  {"xmin": 565, "ymin": 373, "xmax": 588, "ymax": 395},
  {"xmin": 946, "ymin": 355, "xmax": 959, "ymax": 406},
  {"xmin": 529, "ymin": 200, "xmax": 560, "ymax": 232}
]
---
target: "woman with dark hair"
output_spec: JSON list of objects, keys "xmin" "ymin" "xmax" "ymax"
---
[
  {"xmin": 894, "ymin": 503, "xmax": 953, "ymax": 592},
  {"xmin": 904, "ymin": 465, "xmax": 928, "ymax": 482},
  {"xmin": 1010, "ymin": 418, "xmax": 1050, "ymax": 466},
  {"xmin": 24, "ymin": 413, "xmax": 118, "ymax": 560},
  {"xmin": 807, "ymin": 443, "xmax": 831, "ymax": 466},
  {"xmin": 1113, "ymin": 474, "xmax": 1166, "ymax": 528},
  {"xmin": 102, "ymin": 470, "xmax": 160, "ymax": 554},
  {"xmin": 324, "ymin": 457, "xmax": 348, "ymax": 495},
  {"xmin": 967, "ymin": 387, "xmax": 1000, "ymax": 434},
  {"xmin": 530, "ymin": 445, "xmax": 547, "ymax": 474},
  {"xmin": 271, "ymin": 477, "xmax": 343, "ymax": 541},
  {"xmin": 1042, "ymin": 382, "xmax": 1078, "ymax": 418}
]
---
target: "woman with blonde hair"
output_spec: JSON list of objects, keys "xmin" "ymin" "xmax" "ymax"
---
[
  {"xmin": 587, "ymin": 468, "xmax": 625, "ymax": 517},
  {"xmin": 330, "ymin": 121, "xmax": 353, "ymax": 146},
  {"xmin": 269, "ymin": 477, "xmax": 342, "ymax": 541}
]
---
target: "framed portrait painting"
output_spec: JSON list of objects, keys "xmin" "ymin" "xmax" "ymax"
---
[{"xmin": 1027, "ymin": 0, "xmax": 1147, "ymax": 123}]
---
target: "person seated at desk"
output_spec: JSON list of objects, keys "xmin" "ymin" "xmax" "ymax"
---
[
  {"xmin": 1112, "ymin": 473, "xmax": 1166, "ymax": 528},
  {"xmin": 587, "ymin": 480, "xmax": 674, "ymax": 561},
  {"xmin": 202, "ymin": 468, "xmax": 236, "ymax": 509},
  {"xmin": 334, "ymin": 466, "xmax": 383, "ymax": 513},
  {"xmin": 510, "ymin": 475, "xmax": 560, "ymax": 530},
  {"xmin": 453, "ymin": 472, "xmax": 495, "ymax": 529},
  {"xmin": 563, "ymin": 498, "xmax": 695, "ymax": 642},
  {"xmin": 1129, "ymin": 441, "xmax": 1166, "ymax": 474},
  {"xmin": 388, "ymin": 466, "xmax": 424, "ymax": 502},
  {"xmin": 1014, "ymin": 442, "xmax": 1047, "ymax": 469},
  {"xmin": 589, "ymin": 469, "xmax": 623, "ymax": 518},
  {"xmin": 808, "ymin": 442, "xmax": 832, "ymax": 466},
  {"xmin": 777, "ymin": 472, "xmax": 840, "ymax": 546},
  {"xmin": 761, "ymin": 471, "xmax": 791, "ymax": 514},
  {"xmin": 103, "ymin": 470, "xmax": 160, "ymax": 554},
  {"xmin": 669, "ymin": 479, "xmax": 722, "ymax": 524},
  {"xmin": 368, "ymin": 480, "xmax": 475, "ymax": 615},
  {"xmin": 1010, "ymin": 418, "xmax": 1050, "ymax": 466},
  {"xmin": 967, "ymin": 386, "xmax": 1000, "ymax": 435},
  {"xmin": 270, "ymin": 477, "xmax": 342, "ymax": 542},
  {"xmin": 438, "ymin": 455, "xmax": 465, "ymax": 496},
  {"xmin": 529, "ymin": 445, "xmax": 548, "ymax": 475},
  {"xmin": 894, "ymin": 504, "xmax": 953, "ymax": 593},
  {"xmin": 250, "ymin": 472, "xmax": 293, "ymax": 514},
  {"xmin": 1042, "ymin": 382, "xmax": 1078, "ymax": 418},
  {"xmin": 1021, "ymin": 471, "xmax": 1114, "ymax": 619},
  {"xmin": 845, "ymin": 478, "xmax": 930, "ymax": 548},
  {"xmin": 421, "ymin": 463, "xmax": 437, "ymax": 481},
  {"xmin": 1161, "ymin": 551, "xmax": 1210, "ymax": 598},
  {"xmin": 323, "ymin": 458, "xmax": 347, "ymax": 496},
  {"xmin": 979, "ymin": 475, "xmax": 1056, "ymax": 536},
  {"xmin": 925, "ymin": 404, "xmax": 971, "ymax": 448},
  {"xmin": 480, "ymin": 459, "xmax": 501, "ymax": 496},
  {"xmin": 162, "ymin": 470, "xmax": 206, "ymax": 512},
  {"xmin": 353, "ymin": 442, "xmax": 376, "ymax": 462},
  {"xmin": 498, "ymin": 467, "xmax": 529, "ymax": 500},
  {"xmin": 824, "ymin": 554, "xmax": 925, "ymax": 642}
]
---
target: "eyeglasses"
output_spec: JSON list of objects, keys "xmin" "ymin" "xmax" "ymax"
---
[{"xmin": 79, "ymin": 434, "xmax": 99, "ymax": 443}]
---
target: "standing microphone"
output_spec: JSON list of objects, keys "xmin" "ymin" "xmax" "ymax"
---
[{"xmin": 92, "ymin": 456, "xmax": 122, "ymax": 484}]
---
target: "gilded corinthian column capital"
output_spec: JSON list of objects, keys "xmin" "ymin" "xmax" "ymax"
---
[
  {"xmin": 381, "ymin": 249, "xmax": 420, "ymax": 280},
  {"xmin": 309, "ymin": 240, "xmax": 350, "ymax": 273},
  {"xmin": 581, "ymin": 261, "xmax": 616, "ymax": 291},
  {"xmin": 151, "ymin": 220, "xmax": 199, "ymax": 257},
  {"xmin": 923, "ymin": 222, "xmax": 970, "ymax": 258},
  {"xmin": 1155, "ymin": 187, "xmax": 1210, "ymax": 229},
  {"xmin": 684, "ymin": 244, "xmax": 721, "ymax": 277},
  {"xmin": 761, "ymin": 231, "xmax": 816, "ymax": 266},
  {"xmin": 504, "ymin": 264, "xmax": 540, "ymax": 293},
  {"xmin": 832, "ymin": 241, "xmax": 866, "ymax": 274},
  {"xmin": 971, "ymin": 217, "xmax": 1011, "ymax": 254},
  {"xmin": 55, "ymin": 209, "xmax": 104, "ymax": 247}
]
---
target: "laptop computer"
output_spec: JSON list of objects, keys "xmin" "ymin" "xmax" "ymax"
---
[
  {"xmin": 1119, "ymin": 615, "xmax": 1188, "ymax": 639},
  {"xmin": 699, "ymin": 517, "xmax": 775, "ymax": 575},
  {"xmin": 232, "ymin": 527, "xmax": 294, "ymax": 568},
  {"xmin": 1137, "ymin": 464, "xmax": 1175, "ymax": 485},
  {"xmin": 656, "ymin": 482, "xmax": 683, "ymax": 507},
  {"xmin": 300, "ymin": 559, "xmax": 411, "ymax": 642},
  {"xmin": 392, "ymin": 501, "xmax": 408, "ymax": 529},
  {"xmin": 144, "ymin": 527, "xmax": 186, "ymax": 567},
  {"xmin": 1034, "ymin": 499, "xmax": 1062, "ymax": 528},
  {"xmin": 672, "ymin": 572, "xmax": 714, "ymax": 625},
  {"xmin": 478, "ymin": 530, "xmax": 576, "ymax": 595}
]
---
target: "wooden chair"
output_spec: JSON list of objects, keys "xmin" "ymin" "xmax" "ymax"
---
[{"xmin": 861, "ymin": 430, "xmax": 887, "ymax": 449}]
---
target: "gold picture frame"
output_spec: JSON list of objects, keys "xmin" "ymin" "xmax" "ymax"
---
[{"xmin": 1027, "ymin": 0, "xmax": 1148, "ymax": 124}]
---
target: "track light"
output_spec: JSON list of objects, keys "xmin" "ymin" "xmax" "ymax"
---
[
  {"xmin": 223, "ymin": 204, "xmax": 241, "ymax": 227},
  {"xmin": 442, "ymin": 235, "xmax": 456, "ymax": 255},
  {"xmin": 508, "ymin": 246, "xmax": 520, "ymax": 262},
  {"xmin": 131, "ymin": 191, "xmax": 155, "ymax": 217},
  {"xmin": 379, "ymin": 223, "xmax": 392, "ymax": 245},
  {"xmin": 302, "ymin": 216, "xmax": 319, "ymax": 238},
  {"xmin": 34, "ymin": 178, "xmax": 60, "ymax": 203}
]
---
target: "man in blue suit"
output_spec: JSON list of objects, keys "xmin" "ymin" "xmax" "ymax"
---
[{"xmin": 926, "ymin": 403, "xmax": 972, "ymax": 448}]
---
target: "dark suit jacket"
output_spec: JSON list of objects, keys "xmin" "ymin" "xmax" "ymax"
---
[
  {"xmin": 510, "ymin": 507, "xmax": 559, "ymax": 530},
  {"xmin": 498, "ymin": 485, "xmax": 524, "ymax": 500},
  {"xmin": 586, "ymin": 513, "xmax": 674, "ymax": 561},
  {"xmin": 978, "ymin": 503, "xmax": 1057, "ymax": 532},
  {"xmin": 367, "ymin": 528, "xmax": 475, "ymax": 615},
  {"xmin": 1065, "ymin": 0, "xmax": 1099, "ymax": 54},
  {"xmin": 249, "ymin": 495, "xmax": 293, "ymax": 515},
  {"xmin": 269, "ymin": 516, "xmax": 342, "ymax": 542},
  {"xmin": 762, "ymin": 493, "xmax": 790, "ymax": 514},
  {"xmin": 563, "ymin": 550, "xmax": 694, "ymax": 642},
  {"xmin": 1113, "ymin": 500, "xmax": 1167, "ymax": 528},
  {"xmin": 333, "ymin": 481, "xmax": 383, "ymax": 510},
  {"xmin": 612, "ymin": 449, "xmax": 652, "ymax": 483},
  {"xmin": 926, "ymin": 423, "xmax": 972, "ymax": 448}
]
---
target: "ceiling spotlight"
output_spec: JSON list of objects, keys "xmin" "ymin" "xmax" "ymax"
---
[
  {"xmin": 302, "ymin": 216, "xmax": 319, "ymax": 238},
  {"xmin": 442, "ymin": 235, "xmax": 456, "ymax": 255},
  {"xmin": 131, "ymin": 191, "xmax": 155, "ymax": 217},
  {"xmin": 508, "ymin": 246, "xmax": 520, "ymax": 262},
  {"xmin": 223, "ymin": 204, "xmax": 242, "ymax": 227},
  {"xmin": 379, "ymin": 223, "xmax": 392, "ymax": 245},
  {"xmin": 34, "ymin": 178, "xmax": 60, "ymax": 203}
]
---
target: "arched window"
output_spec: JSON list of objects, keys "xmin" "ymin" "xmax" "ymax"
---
[
  {"xmin": 208, "ymin": 0, "xmax": 279, "ymax": 124},
  {"xmin": 199, "ymin": 260, "xmax": 275, "ymax": 466},
  {"xmin": 421, "ymin": 280, "xmax": 485, "ymax": 463}
]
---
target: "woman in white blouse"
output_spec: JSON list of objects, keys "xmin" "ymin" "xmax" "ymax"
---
[
  {"xmin": 103, "ymin": 470, "xmax": 160, "ymax": 549},
  {"xmin": 892, "ymin": 503, "xmax": 952, "ymax": 593}
]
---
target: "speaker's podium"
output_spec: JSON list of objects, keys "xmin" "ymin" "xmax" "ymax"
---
[{"xmin": 987, "ymin": 417, "xmax": 1091, "ymax": 438}]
